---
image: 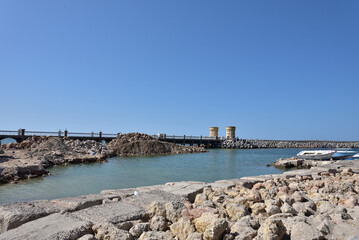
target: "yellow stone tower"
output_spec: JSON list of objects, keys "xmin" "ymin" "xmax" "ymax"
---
[
  {"xmin": 209, "ymin": 127, "xmax": 219, "ymax": 138},
  {"xmin": 226, "ymin": 126, "xmax": 236, "ymax": 139}
]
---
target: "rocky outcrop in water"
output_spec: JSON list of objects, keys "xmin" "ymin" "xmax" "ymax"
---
[
  {"xmin": 273, "ymin": 157, "xmax": 342, "ymax": 169},
  {"xmin": 107, "ymin": 133, "xmax": 207, "ymax": 156},
  {"xmin": 0, "ymin": 137, "xmax": 114, "ymax": 184},
  {"xmin": 0, "ymin": 133, "xmax": 206, "ymax": 184},
  {"xmin": 221, "ymin": 139, "xmax": 359, "ymax": 149},
  {"xmin": 1, "ymin": 160, "xmax": 359, "ymax": 239}
]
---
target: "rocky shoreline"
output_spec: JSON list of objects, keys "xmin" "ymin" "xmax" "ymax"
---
[
  {"xmin": 220, "ymin": 139, "xmax": 359, "ymax": 149},
  {"xmin": 0, "ymin": 160, "xmax": 359, "ymax": 239},
  {"xmin": 0, "ymin": 136, "xmax": 113, "ymax": 184},
  {"xmin": 0, "ymin": 134, "xmax": 206, "ymax": 184}
]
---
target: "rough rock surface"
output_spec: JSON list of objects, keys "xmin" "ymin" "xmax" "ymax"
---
[
  {"xmin": 0, "ymin": 136, "xmax": 113, "ymax": 184},
  {"xmin": 273, "ymin": 157, "xmax": 337, "ymax": 169},
  {"xmin": 1, "ymin": 160, "xmax": 359, "ymax": 239},
  {"xmin": 0, "ymin": 213, "xmax": 92, "ymax": 240},
  {"xmin": 0, "ymin": 200, "xmax": 68, "ymax": 233},
  {"xmin": 107, "ymin": 132, "xmax": 207, "ymax": 156}
]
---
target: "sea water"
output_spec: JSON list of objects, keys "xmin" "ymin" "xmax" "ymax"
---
[{"xmin": 0, "ymin": 148, "xmax": 303, "ymax": 203}]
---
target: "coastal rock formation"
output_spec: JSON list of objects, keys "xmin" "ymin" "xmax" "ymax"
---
[
  {"xmin": 1, "ymin": 161, "xmax": 359, "ymax": 239},
  {"xmin": 221, "ymin": 139, "xmax": 359, "ymax": 149},
  {"xmin": 0, "ymin": 133, "xmax": 206, "ymax": 184},
  {"xmin": 273, "ymin": 157, "xmax": 337, "ymax": 169},
  {"xmin": 0, "ymin": 137, "xmax": 114, "ymax": 184},
  {"xmin": 107, "ymin": 133, "xmax": 207, "ymax": 156}
]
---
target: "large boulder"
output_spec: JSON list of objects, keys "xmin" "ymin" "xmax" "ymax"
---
[
  {"xmin": 290, "ymin": 222, "xmax": 323, "ymax": 240},
  {"xmin": 73, "ymin": 201, "xmax": 146, "ymax": 224},
  {"xmin": 129, "ymin": 223, "xmax": 149, "ymax": 238},
  {"xmin": 0, "ymin": 213, "xmax": 92, "ymax": 240},
  {"xmin": 138, "ymin": 231, "xmax": 173, "ymax": 240},
  {"xmin": 149, "ymin": 215, "xmax": 167, "ymax": 231},
  {"xmin": 257, "ymin": 219, "xmax": 287, "ymax": 240},
  {"xmin": 193, "ymin": 212, "xmax": 228, "ymax": 240},
  {"xmin": 51, "ymin": 193, "xmax": 110, "ymax": 211},
  {"xmin": 93, "ymin": 223, "xmax": 132, "ymax": 240},
  {"xmin": 203, "ymin": 218, "xmax": 228, "ymax": 240},
  {"xmin": 194, "ymin": 212, "xmax": 219, "ymax": 233},
  {"xmin": 156, "ymin": 181, "xmax": 208, "ymax": 202},
  {"xmin": 186, "ymin": 232, "xmax": 203, "ymax": 240},
  {"xmin": 230, "ymin": 217, "xmax": 257, "ymax": 240},
  {"xmin": 170, "ymin": 217, "xmax": 195, "ymax": 240},
  {"xmin": 165, "ymin": 201, "xmax": 186, "ymax": 223},
  {"xmin": 0, "ymin": 200, "xmax": 68, "ymax": 233},
  {"xmin": 225, "ymin": 203, "xmax": 249, "ymax": 221}
]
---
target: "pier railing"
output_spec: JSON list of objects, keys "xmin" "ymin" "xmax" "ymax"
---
[
  {"xmin": 0, "ymin": 129, "xmax": 219, "ymax": 142},
  {"xmin": 0, "ymin": 129, "xmax": 119, "ymax": 139},
  {"xmin": 152, "ymin": 134, "xmax": 222, "ymax": 140},
  {"xmin": 0, "ymin": 130, "xmax": 19, "ymax": 136}
]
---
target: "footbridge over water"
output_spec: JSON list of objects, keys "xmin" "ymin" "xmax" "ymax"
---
[{"xmin": 0, "ymin": 129, "xmax": 222, "ymax": 147}]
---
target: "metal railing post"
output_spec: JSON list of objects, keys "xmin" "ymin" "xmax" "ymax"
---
[{"xmin": 20, "ymin": 129, "xmax": 25, "ymax": 141}]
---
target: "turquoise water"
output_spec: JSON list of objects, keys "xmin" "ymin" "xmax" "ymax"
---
[{"xmin": 0, "ymin": 148, "xmax": 302, "ymax": 204}]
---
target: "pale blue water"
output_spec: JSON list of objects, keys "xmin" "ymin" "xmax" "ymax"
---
[{"xmin": 0, "ymin": 149, "xmax": 304, "ymax": 204}]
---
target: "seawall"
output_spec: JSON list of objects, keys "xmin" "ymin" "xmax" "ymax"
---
[{"xmin": 220, "ymin": 139, "xmax": 359, "ymax": 149}]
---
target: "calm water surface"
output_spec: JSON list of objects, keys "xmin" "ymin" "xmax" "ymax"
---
[{"xmin": 0, "ymin": 148, "xmax": 303, "ymax": 204}]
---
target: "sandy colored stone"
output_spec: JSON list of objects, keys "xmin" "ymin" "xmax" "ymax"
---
[
  {"xmin": 225, "ymin": 203, "xmax": 249, "ymax": 221},
  {"xmin": 257, "ymin": 219, "xmax": 286, "ymax": 240},
  {"xmin": 139, "ymin": 231, "xmax": 173, "ymax": 240},
  {"xmin": 194, "ymin": 212, "xmax": 218, "ymax": 233},
  {"xmin": 170, "ymin": 217, "xmax": 195, "ymax": 240},
  {"xmin": 149, "ymin": 215, "xmax": 167, "ymax": 231},
  {"xmin": 0, "ymin": 213, "xmax": 92, "ymax": 240},
  {"xmin": 203, "ymin": 218, "xmax": 228, "ymax": 240}
]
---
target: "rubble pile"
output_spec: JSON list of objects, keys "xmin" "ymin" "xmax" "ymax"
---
[{"xmin": 107, "ymin": 133, "xmax": 207, "ymax": 156}]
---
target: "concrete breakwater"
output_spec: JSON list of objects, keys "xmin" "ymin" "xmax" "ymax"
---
[
  {"xmin": 0, "ymin": 160, "xmax": 359, "ymax": 239},
  {"xmin": 220, "ymin": 139, "xmax": 359, "ymax": 149}
]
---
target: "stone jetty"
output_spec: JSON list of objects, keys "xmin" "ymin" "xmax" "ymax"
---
[
  {"xmin": 220, "ymin": 139, "xmax": 359, "ymax": 149},
  {"xmin": 1, "ymin": 160, "xmax": 359, "ymax": 239}
]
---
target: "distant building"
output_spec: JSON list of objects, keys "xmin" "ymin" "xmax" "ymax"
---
[
  {"xmin": 226, "ymin": 126, "xmax": 236, "ymax": 140},
  {"xmin": 209, "ymin": 127, "xmax": 219, "ymax": 138}
]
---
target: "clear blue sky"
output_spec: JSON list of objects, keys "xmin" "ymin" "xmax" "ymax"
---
[{"xmin": 1, "ymin": 1, "xmax": 358, "ymax": 140}]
